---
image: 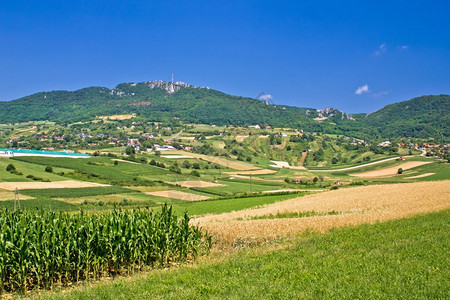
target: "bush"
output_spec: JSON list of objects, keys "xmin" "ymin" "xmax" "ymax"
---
[
  {"xmin": 45, "ymin": 166, "xmax": 53, "ymax": 173},
  {"xmin": 114, "ymin": 160, "xmax": 119, "ymax": 165},
  {"xmin": 169, "ymin": 165, "xmax": 182, "ymax": 174},
  {"xmin": 398, "ymin": 168, "xmax": 403, "ymax": 174},
  {"xmin": 6, "ymin": 164, "xmax": 15, "ymax": 172},
  {"xmin": 190, "ymin": 170, "xmax": 201, "ymax": 177}
]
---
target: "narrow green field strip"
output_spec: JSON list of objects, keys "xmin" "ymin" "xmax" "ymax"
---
[
  {"xmin": 0, "ymin": 199, "xmax": 77, "ymax": 210},
  {"xmin": 20, "ymin": 186, "xmax": 134, "ymax": 198},
  {"xmin": 172, "ymin": 193, "xmax": 306, "ymax": 216}
]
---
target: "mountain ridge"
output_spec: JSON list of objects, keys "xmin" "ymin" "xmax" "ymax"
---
[{"xmin": 0, "ymin": 81, "xmax": 448, "ymax": 140}]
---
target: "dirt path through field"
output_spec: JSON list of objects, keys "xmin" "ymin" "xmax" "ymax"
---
[
  {"xmin": 193, "ymin": 180, "xmax": 450, "ymax": 243},
  {"xmin": 350, "ymin": 161, "xmax": 431, "ymax": 178},
  {"xmin": 298, "ymin": 151, "xmax": 308, "ymax": 166}
]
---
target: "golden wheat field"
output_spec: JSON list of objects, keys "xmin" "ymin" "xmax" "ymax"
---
[
  {"xmin": 178, "ymin": 151, "xmax": 262, "ymax": 171},
  {"xmin": 350, "ymin": 161, "xmax": 432, "ymax": 177},
  {"xmin": 0, "ymin": 180, "xmax": 109, "ymax": 191},
  {"xmin": 97, "ymin": 114, "xmax": 136, "ymax": 120},
  {"xmin": 146, "ymin": 190, "xmax": 210, "ymax": 201},
  {"xmin": 0, "ymin": 190, "xmax": 34, "ymax": 200},
  {"xmin": 193, "ymin": 181, "xmax": 450, "ymax": 243},
  {"xmin": 168, "ymin": 180, "xmax": 224, "ymax": 188}
]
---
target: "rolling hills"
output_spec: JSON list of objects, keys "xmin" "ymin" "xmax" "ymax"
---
[{"xmin": 0, "ymin": 80, "xmax": 448, "ymax": 140}]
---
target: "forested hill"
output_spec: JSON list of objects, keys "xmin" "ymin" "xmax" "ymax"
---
[
  {"xmin": 0, "ymin": 81, "xmax": 448, "ymax": 140},
  {"xmin": 363, "ymin": 95, "xmax": 449, "ymax": 139},
  {"xmin": 0, "ymin": 81, "xmax": 316, "ymax": 128}
]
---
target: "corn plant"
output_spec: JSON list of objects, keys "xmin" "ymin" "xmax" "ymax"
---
[{"xmin": 0, "ymin": 205, "xmax": 211, "ymax": 294}]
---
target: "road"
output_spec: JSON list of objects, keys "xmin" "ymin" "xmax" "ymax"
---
[{"xmin": 167, "ymin": 130, "xmax": 184, "ymax": 141}]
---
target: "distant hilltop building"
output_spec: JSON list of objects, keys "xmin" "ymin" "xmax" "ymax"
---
[
  {"xmin": 109, "ymin": 79, "xmax": 209, "ymax": 96},
  {"xmin": 145, "ymin": 80, "xmax": 209, "ymax": 94}
]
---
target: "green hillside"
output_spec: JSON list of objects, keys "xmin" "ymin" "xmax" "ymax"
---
[
  {"xmin": 0, "ymin": 81, "xmax": 447, "ymax": 140},
  {"xmin": 363, "ymin": 95, "xmax": 449, "ymax": 139},
  {"xmin": 0, "ymin": 82, "xmax": 316, "ymax": 128}
]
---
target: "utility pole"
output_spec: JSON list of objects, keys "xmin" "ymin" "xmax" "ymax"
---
[{"xmin": 14, "ymin": 187, "xmax": 20, "ymax": 210}]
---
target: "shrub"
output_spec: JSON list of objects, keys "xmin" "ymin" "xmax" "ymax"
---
[
  {"xmin": 114, "ymin": 160, "xmax": 119, "ymax": 165},
  {"xmin": 190, "ymin": 170, "xmax": 201, "ymax": 177},
  {"xmin": 398, "ymin": 168, "xmax": 403, "ymax": 174},
  {"xmin": 45, "ymin": 166, "xmax": 53, "ymax": 173},
  {"xmin": 6, "ymin": 164, "xmax": 15, "ymax": 172},
  {"xmin": 169, "ymin": 165, "xmax": 182, "ymax": 174}
]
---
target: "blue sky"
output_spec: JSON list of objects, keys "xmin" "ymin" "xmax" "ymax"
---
[{"xmin": 1, "ymin": 0, "xmax": 449, "ymax": 113}]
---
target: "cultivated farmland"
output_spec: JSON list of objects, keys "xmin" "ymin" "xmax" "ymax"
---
[{"xmin": 194, "ymin": 180, "xmax": 450, "ymax": 243}]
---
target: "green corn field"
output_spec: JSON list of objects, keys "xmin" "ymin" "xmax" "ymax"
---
[{"xmin": 0, "ymin": 205, "xmax": 211, "ymax": 294}]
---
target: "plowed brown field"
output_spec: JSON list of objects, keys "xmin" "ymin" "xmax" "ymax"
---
[{"xmin": 193, "ymin": 181, "xmax": 450, "ymax": 243}]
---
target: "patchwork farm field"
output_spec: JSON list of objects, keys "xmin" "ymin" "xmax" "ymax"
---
[{"xmin": 0, "ymin": 129, "xmax": 448, "ymax": 298}]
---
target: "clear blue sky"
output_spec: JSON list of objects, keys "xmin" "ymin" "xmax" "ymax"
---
[{"xmin": 1, "ymin": 0, "xmax": 449, "ymax": 113}]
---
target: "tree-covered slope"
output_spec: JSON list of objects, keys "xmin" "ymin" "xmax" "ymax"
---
[
  {"xmin": 0, "ymin": 81, "xmax": 447, "ymax": 140},
  {"xmin": 363, "ymin": 95, "xmax": 449, "ymax": 139},
  {"xmin": 0, "ymin": 82, "xmax": 316, "ymax": 128}
]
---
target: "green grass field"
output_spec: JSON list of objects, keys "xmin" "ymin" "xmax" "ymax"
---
[
  {"xmin": 40, "ymin": 210, "xmax": 449, "ymax": 299},
  {"xmin": 0, "ymin": 199, "xmax": 77, "ymax": 210},
  {"xmin": 172, "ymin": 193, "xmax": 306, "ymax": 216},
  {"xmin": 0, "ymin": 158, "xmax": 70, "ymax": 182},
  {"xmin": 20, "ymin": 186, "xmax": 134, "ymax": 198}
]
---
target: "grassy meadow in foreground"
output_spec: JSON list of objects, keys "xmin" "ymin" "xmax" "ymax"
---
[{"xmin": 39, "ymin": 210, "xmax": 449, "ymax": 299}]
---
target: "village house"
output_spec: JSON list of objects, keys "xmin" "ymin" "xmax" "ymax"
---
[{"xmin": 248, "ymin": 125, "xmax": 261, "ymax": 129}]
